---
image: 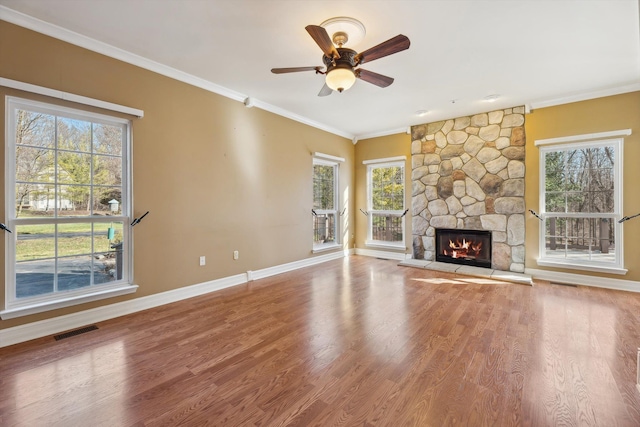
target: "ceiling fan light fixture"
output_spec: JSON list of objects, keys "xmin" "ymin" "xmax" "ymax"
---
[{"xmin": 325, "ymin": 67, "xmax": 356, "ymax": 92}]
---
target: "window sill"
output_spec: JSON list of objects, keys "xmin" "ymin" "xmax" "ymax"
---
[
  {"xmin": 0, "ymin": 284, "xmax": 139, "ymax": 320},
  {"xmin": 365, "ymin": 241, "xmax": 406, "ymax": 251},
  {"xmin": 536, "ymin": 259, "xmax": 627, "ymax": 276},
  {"xmin": 313, "ymin": 243, "xmax": 341, "ymax": 254}
]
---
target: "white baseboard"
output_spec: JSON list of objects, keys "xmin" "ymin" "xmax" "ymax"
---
[
  {"xmin": 525, "ymin": 268, "xmax": 640, "ymax": 293},
  {"xmin": 355, "ymin": 247, "xmax": 412, "ymax": 261},
  {"xmin": 0, "ymin": 249, "xmax": 351, "ymax": 348},
  {"xmin": 250, "ymin": 249, "xmax": 351, "ymax": 281}
]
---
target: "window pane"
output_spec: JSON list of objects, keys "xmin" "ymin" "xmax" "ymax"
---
[
  {"xmin": 15, "ymin": 110, "xmax": 55, "ymax": 149},
  {"xmin": 544, "ymin": 217, "xmax": 615, "ymax": 262},
  {"xmin": 16, "ymin": 146, "xmax": 55, "ymax": 184},
  {"xmin": 15, "ymin": 223, "xmax": 55, "ymax": 298},
  {"xmin": 93, "ymin": 155, "xmax": 122, "ymax": 186},
  {"xmin": 57, "ymin": 151, "xmax": 92, "ymax": 185},
  {"xmin": 545, "ymin": 192, "xmax": 565, "ymax": 212},
  {"xmin": 93, "ymin": 187, "xmax": 122, "ymax": 215},
  {"xmin": 15, "ymin": 184, "xmax": 55, "ymax": 218},
  {"xmin": 544, "ymin": 151, "xmax": 565, "ymax": 192},
  {"xmin": 566, "ymin": 192, "xmax": 588, "ymax": 212},
  {"xmin": 544, "ymin": 235, "xmax": 566, "ymax": 259},
  {"xmin": 313, "ymin": 213, "xmax": 335, "ymax": 245},
  {"xmin": 58, "ymin": 185, "xmax": 90, "ymax": 215},
  {"xmin": 97, "ymin": 222, "xmax": 125, "ymax": 281},
  {"xmin": 93, "ymin": 123, "xmax": 123, "ymax": 156},
  {"xmin": 57, "ymin": 117, "xmax": 91, "ymax": 152},
  {"xmin": 313, "ymin": 165, "xmax": 335, "ymax": 210},
  {"xmin": 372, "ymin": 166, "xmax": 404, "ymax": 210},
  {"xmin": 58, "ymin": 255, "xmax": 92, "ymax": 291},
  {"xmin": 16, "ymin": 259, "xmax": 55, "ymax": 298},
  {"xmin": 16, "ymin": 224, "xmax": 55, "ymax": 261},
  {"xmin": 371, "ymin": 213, "xmax": 403, "ymax": 242},
  {"xmin": 58, "ymin": 223, "xmax": 92, "ymax": 257}
]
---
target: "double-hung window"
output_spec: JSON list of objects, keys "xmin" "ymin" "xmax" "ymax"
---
[
  {"xmin": 313, "ymin": 153, "xmax": 343, "ymax": 251},
  {"xmin": 536, "ymin": 131, "xmax": 628, "ymax": 274},
  {"xmin": 364, "ymin": 157, "xmax": 406, "ymax": 249},
  {"xmin": 3, "ymin": 97, "xmax": 135, "ymax": 318}
]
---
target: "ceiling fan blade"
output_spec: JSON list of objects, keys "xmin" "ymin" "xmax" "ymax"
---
[
  {"xmin": 318, "ymin": 83, "xmax": 333, "ymax": 97},
  {"xmin": 305, "ymin": 25, "xmax": 339, "ymax": 59},
  {"xmin": 355, "ymin": 34, "xmax": 410, "ymax": 65},
  {"xmin": 356, "ymin": 69, "xmax": 394, "ymax": 88},
  {"xmin": 271, "ymin": 66, "xmax": 321, "ymax": 74}
]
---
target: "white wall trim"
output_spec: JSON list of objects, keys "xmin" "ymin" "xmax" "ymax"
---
[
  {"xmin": 250, "ymin": 249, "xmax": 350, "ymax": 281},
  {"xmin": 529, "ymin": 82, "xmax": 640, "ymax": 110},
  {"xmin": 0, "ymin": 250, "xmax": 352, "ymax": 348},
  {"xmin": 355, "ymin": 127, "xmax": 408, "ymax": 142},
  {"xmin": 362, "ymin": 156, "xmax": 407, "ymax": 165},
  {"xmin": 0, "ymin": 5, "xmax": 354, "ymax": 141},
  {"xmin": 525, "ymin": 268, "xmax": 640, "ymax": 293},
  {"xmin": 534, "ymin": 129, "xmax": 632, "ymax": 146},
  {"xmin": 355, "ymin": 247, "xmax": 411, "ymax": 261},
  {"xmin": 249, "ymin": 98, "xmax": 353, "ymax": 140},
  {"xmin": 0, "ymin": 285, "xmax": 139, "ymax": 320},
  {"xmin": 313, "ymin": 152, "xmax": 345, "ymax": 163},
  {"xmin": 0, "ymin": 77, "xmax": 144, "ymax": 117}
]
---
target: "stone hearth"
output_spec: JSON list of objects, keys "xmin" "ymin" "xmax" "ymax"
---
[{"xmin": 411, "ymin": 107, "xmax": 526, "ymax": 273}]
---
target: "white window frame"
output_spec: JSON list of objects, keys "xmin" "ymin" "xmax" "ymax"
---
[
  {"xmin": 535, "ymin": 130, "xmax": 629, "ymax": 275},
  {"xmin": 2, "ymin": 97, "xmax": 137, "ymax": 319},
  {"xmin": 312, "ymin": 153, "xmax": 343, "ymax": 252},
  {"xmin": 364, "ymin": 156, "xmax": 406, "ymax": 250}
]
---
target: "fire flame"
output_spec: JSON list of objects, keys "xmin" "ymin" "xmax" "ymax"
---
[{"xmin": 444, "ymin": 238, "xmax": 483, "ymax": 259}]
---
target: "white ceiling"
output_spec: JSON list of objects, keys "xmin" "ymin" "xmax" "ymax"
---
[{"xmin": 1, "ymin": 0, "xmax": 639, "ymax": 140}]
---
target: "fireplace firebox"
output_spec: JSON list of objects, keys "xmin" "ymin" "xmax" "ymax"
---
[{"xmin": 435, "ymin": 228, "xmax": 492, "ymax": 268}]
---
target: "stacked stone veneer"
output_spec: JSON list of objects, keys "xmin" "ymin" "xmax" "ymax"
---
[{"xmin": 411, "ymin": 107, "xmax": 526, "ymax": 273}]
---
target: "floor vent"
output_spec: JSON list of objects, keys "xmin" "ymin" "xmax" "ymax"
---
[{"xmin": 54, "ymin": 325, "xmax": 98, "ymax": 341}]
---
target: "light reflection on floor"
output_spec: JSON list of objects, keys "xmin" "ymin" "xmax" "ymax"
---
[
  {"xmin": 13, "ymin": 340, "xmax": 127, "ymax": 425},
  {"xmin": 411, "ymin": 277, "xmax": 511, "ymax": 286}
]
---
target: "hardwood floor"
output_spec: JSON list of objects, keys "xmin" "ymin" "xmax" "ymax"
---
[{"xmin": 1, "ymin": 255, "xmax": 639, "ymax": 426}]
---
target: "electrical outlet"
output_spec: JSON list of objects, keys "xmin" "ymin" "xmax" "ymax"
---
[
  {"xmin": 233, "ymin": 250, "xmax": 239, "ymax": 260},
  {"xmin": 199, "ymin": 256, "xmax": 206, "ymax": 266}
]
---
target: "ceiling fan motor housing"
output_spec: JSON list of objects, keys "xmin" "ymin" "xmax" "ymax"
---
[{"xmin": 323, "ymin": 48, "xmax": 358, "ymax": 70}]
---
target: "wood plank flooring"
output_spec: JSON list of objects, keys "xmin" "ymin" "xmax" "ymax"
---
[{"xmin": 1, "ymin": 256, "xmax": 639, "ymax": 426}]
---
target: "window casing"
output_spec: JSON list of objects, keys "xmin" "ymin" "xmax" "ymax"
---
[
  {"xmin": 313, "ymin": 156, "xmax": 341, "ymax": 251},
  {"xmin": 537, "ymin": 135, "xmax": 625, "ymax": 273},
  {"xmin": 3, "ymin": 97, "xmax": 135, "ymax": 318},
  {"xmin": 365, "ymin": 158, "xmax": 406, "ymax": 249}
]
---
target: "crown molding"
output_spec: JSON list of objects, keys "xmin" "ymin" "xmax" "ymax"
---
[
  {"xmin": 529, "ymin": 82, "xmax": 640, "ymax": 110},
  {"xmin": 249, "ymin": 98, "xmax": 353, "ymax": 140},
  {"xmin": 0, "ymin": 6, "xmax": 354, "ymax": 141},
  {"xmin": 354, "ymin": 127, "xmax": 408, "ymax": 143}
]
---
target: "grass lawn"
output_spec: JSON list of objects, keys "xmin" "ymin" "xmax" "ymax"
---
[{"xmin": 16, "ymin": 223, "xmax": 122, "ymax": 261}]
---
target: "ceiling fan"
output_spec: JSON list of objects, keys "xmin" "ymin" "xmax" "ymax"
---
[{"xmin": 271, "ymin": 21, "xmax": 410, "ymax": 96}]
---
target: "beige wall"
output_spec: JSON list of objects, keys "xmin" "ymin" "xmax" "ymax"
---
[
  {"xmin": 0, "ymin": 22, "xmax": 354, "ymax": 330},
  {"xmin": 354, "ymin": 133, "xmax": 412, "ymax": 254},
  {"xmin": 524, "ymin": 92, "xmax": 640, "ymax": 281}
]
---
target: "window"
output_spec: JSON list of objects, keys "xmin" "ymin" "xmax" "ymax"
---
[
  {"xmin": 537, "ymin": 132, "xmax": 626, "ymax": 273},
  {"xmin": 3, "ymin": 97, "xmax": 135, "ymax": 318},
  {"xmin": 313, "ymin": 153, "xmax": 343, "ymax": 251},
  {"xmin": 365, "ymin": 157, "xmax": 406, "ymax": 249}
]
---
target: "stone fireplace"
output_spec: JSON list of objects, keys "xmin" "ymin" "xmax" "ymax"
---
[{"xmin": 411, "ymin": 107, "xmax": 526, "ymax": 273}]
